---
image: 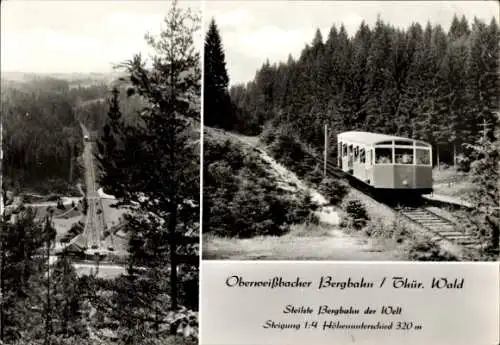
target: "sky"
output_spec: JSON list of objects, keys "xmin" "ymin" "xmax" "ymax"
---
[
  {"xmin": 1, "ymin": 0, "xmax": 202, "ymax": 74},
  {"xmin": 206, "ymin": 0, "xmax": 500, "ymax": 86}
]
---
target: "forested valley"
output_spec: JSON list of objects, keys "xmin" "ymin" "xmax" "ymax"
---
[
  {"xmin": 1, "ymin": 70, "xmax": 149, "ymax": 197},
  {"xmin": 2, "ymin": 75, "xmax": 108, "ymax": 196},
  {"xmin": 1, "ymin": 1, "xmax": 200, "ymax": 343}
]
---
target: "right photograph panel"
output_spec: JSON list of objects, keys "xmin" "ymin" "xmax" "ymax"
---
[{"xmin": 202, "ymin": 0, "xmax": 500, "ymax": 262}]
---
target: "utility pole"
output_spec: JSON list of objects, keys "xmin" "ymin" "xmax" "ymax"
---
[
  {"xmin": 44, "ymin": 215, "xmax": 54, "ymax": 345},
  {"xmin": 324, "ymin": 123, "xmax": 328, "ymax": 177},
  {"xmin": 480, "ymin": 118, "xmax": 488, "ymax": 142},
  {"xmin": 1, "ymin": 119, "xmax": 3, "ymax": 216}
]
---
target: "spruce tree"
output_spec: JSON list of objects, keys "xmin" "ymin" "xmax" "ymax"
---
[
  {"xmin": 96, "ymin": 0, "xmax": 200, "ymax": 338},
  {"xmin": 0, "ymin": 209, "xmax": 55, "ymax": 343},
  {"xmin": 466, "ymin": 116, "xmax": 499, "ymax": 252},
  {"xmin": 204, "ymin": 18, "xmax": 231, "ymax": 129}
]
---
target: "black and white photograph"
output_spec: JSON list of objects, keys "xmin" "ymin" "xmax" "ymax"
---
[
  {"xmin": 202, "ymin": 1, "xmax": 499, "ymax": 262},
  {"xmin": 1, "ymin": 0, "xmax": 200, "ymax": 344}
]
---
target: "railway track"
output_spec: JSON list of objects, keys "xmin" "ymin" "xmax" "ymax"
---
[
  {"xmin": 309, "ymin": 152, "xmax": 481, "ymax": 249},
  {"xmin": 86, "ymin": 131, "xmax": 107, "ymax": 250},
  {"xmin": 397, "ymin": 207, "xmax": 480, "ymax": 247},
  {"xmin": 59, "ymin": 125, "xmax": 105, "ymax": 252}
]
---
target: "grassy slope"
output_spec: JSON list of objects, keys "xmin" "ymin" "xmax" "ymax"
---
[{"xmin": 432, "ymin": 168, "xmax": 473, "ymax": 199}]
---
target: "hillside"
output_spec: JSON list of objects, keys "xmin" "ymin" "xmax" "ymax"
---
[{"xmin": 1, "ymin": 72, "xmax": 145, "ymax": 196}]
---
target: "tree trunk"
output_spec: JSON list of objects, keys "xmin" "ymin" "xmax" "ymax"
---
[
  {"xmin": 486, "ymin": 215, "xmax": 499, "ymax": 252},
  {"xmin": 436, "ymin": 145, "xmax": 440, "ymax": 170},
  {"xmin": 453, "ymin": 143, "xmax": 457, "ymax": 170},
  {"xmin": 169, "ymin": 201, "xmax": 178, "ymax": 308},
  {"xmin": 0, "ymin": 228, "xmax": 4, "ymax": 342},
  {"xmin": 169, "ymin": 60, "xmax": 179, "ymax": 317},
  {"xmin": 45, "ymin": 227, "xmax": 51, "ymax": 345},
  {"xmin": 69, "ymin": 143, "xmax": 74, "ymax": 183}
]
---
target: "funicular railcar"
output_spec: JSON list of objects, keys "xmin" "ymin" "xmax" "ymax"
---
[{"xmin": 337, "ymin": 131, "xmax": 433, "ymax": 195}]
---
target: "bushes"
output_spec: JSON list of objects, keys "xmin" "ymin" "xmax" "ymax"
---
[
  {"xmin": 57, "ymin": 198, "xmax": 66, "ymax": 210},
  {"xmin": 264, "ymin": 125, "xmax": 313, "ymax": 178},
  {"xmin": 342, "ymin": 200, "xmax": 369, "ymax": 230},
  {"xmin": 361, "ymin": 217, "xmax": 411, "ymax": 243},
  {"xmin": 318, "ymin": 177, "xmax": 349, "ymax": 206},
  {"xmin": 203, "ymin": 136, "xmax": 317, "ymax": 238},
  {"xmin": 286, "ymin": 193, "xmax": 320, "ymax": 226},
  {"xmin": 82, "ymin": 197, "xmax": 89, "ymax": 215},
  {"xmin": 68, "ymin": 222, "xmax": 84, "ymax": 236},
  {"xmin": 346, "ymin": 210, "xmax": 460, "ymax": 261},
  {"xmin": 304, "ymin": 165, "xmax": 324, "ymax": 185},
  {"xmin": 406, "ymin": 237, "xmax": 459, "ymax": 261},
  {"xmin": 261, "ymin": 123, "xmax": 277, "ymax": 145}
]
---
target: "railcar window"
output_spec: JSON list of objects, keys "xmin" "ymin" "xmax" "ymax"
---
[
  {"xmin": 342, "ymin": 144, "xmax": 347, "ymax": 157},
  {"xmin": 354, "ymin": 146, "xmax": 359, "ymax": 160},
  {"xmin": 394, "ymin": 140, "xmax": 412, "ymax": 146},
  {"xmin": 378, "ymin": 140, "xmax": 393, "ymax": 145},
  {"xmin": 360, "ymin": 148, "xmax": 366, "ymax": 163},
  {"xmin": 375, "ymin": 148, "xmax": 393, "ymax": 164},
  {"xmin": 395, "ymin": 147, "xmax": 414, "ymax": 164},
  {"xmin": 416, "ymin": 148, "xmax": 431, "ymax": 165},
  {"xmin": 349, "ymin": 145, "xmax": 353, "ymax": 156}
]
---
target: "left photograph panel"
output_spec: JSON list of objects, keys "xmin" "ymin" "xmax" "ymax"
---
[{"xmin": 1, "ymin": 0, "xmax": 200, "ymax": 344}]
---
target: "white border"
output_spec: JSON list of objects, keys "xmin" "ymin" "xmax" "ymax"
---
[
  {"xmin": 198, "ymin": 0, "xmax": 206, "ymax": 338},
  {"xmin": 202, "ymin": 260, "xmax": 500, "ymax": 265}
]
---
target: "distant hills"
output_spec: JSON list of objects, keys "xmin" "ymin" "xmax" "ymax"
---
[{"xmin": 0, "ymin": 71, "xmax": 128, "ymax": 88}]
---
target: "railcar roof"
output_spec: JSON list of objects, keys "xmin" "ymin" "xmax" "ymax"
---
[{"xmin": 338, "ymin": 131, "xmax": 429, "ymax": 145}]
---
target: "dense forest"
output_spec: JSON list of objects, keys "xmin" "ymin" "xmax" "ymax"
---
[
  {"xmin": 1, "ymin": 74, "xmax": 144, "ymax": 196},
  {"xmin": 1, "ymin": 77, "xmax": 106, "ymax": 195},
  {"xmin": 224, "ymin": 15, "xmax": 499, "ymax": 168}
]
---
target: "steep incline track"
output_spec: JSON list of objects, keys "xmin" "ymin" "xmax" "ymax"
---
[
  {"xmin": 61, "ymin": 124, "xmax": 106, "ymax": 252},
  {"xmin": 398, "ymin": 207, "xmax": 480, "ymax": 247}
]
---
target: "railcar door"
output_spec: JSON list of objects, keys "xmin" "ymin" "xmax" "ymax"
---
[
  {"xmin": 367, "ymin": 148, "xmax": 374, "ymax": 184},
  {"xmin": 359, "ymin": 147, "xmax": 369, "ymax": 183},
  {"xmin": 340, "ymin": 142, "xmax": 349, "ymax": 172},
  {"xmin": 347, "ymin": 144, "xmax": 354, "ymax": 174}
]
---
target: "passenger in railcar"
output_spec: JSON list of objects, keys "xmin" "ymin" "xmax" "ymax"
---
[
  {"xmin": 395, "ymin": 149, "xmax": 414, "ymax": 164},
  {"xmin": 377, "ymin": 156, "xmax": 391, "ymax": 164},
  {"xmin": 401, "ymin": 153, "xmax": 412, "ymax": 164},
  {"xmin": 348, "ymin": 145, "xmax": 354, "ymax": 166},
  {"xmin": 416, "ymin": 149, "xmax": 430, "ymax": 165},
  {"xmin": 376, "ymin": 151, "xmax": 391, "ymax": 163}
]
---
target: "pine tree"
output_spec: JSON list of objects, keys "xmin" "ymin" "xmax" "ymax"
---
[
  {"xmin": 466, "ymin": 115, "xmax": 499, "ymax": 252},
  {"xmin": 204, "ymin": 18, "xmax": 231, "ymax": 129},
  {"xmin": 50, "ymin": 253, "xmax": 84, "ymax": 338},
  {"xmin": 363, "ymin": 16, "xmax": 395, "ymax": 133},
  {"xmin": 96, "ymin": 0, "xmax": 200, "ymax": 337},
  {"xmin": 0, "ymin": 209, "xmax": 55, "ymax": 343}
]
